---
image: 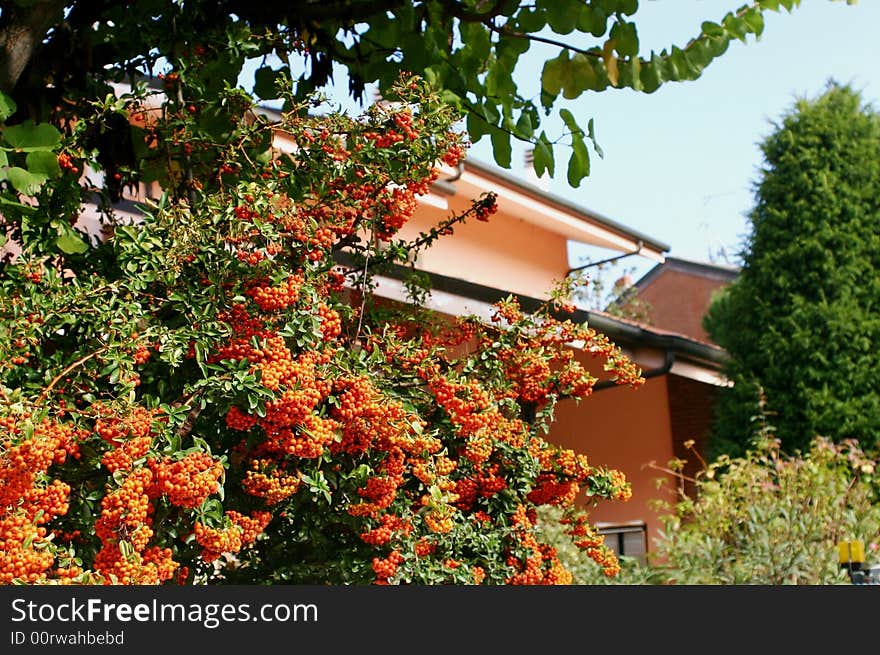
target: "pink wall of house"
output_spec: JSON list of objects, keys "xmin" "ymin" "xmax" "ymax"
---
[
  {"xmin": 548, "ymin": 350, "xmax": 678, "ymax": 554},
  {"xmin": 396, "ymin": 196, "xmax": 571, "ymax": 300}
]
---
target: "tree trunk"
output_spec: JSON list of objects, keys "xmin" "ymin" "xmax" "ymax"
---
[{"xmin": 0, "ymin": 0, "xmax": 68, "ymax": 95}]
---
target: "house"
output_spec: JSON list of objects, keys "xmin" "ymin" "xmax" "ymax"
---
[
  {"xmin": 628, "ymin": 256, "xmax": 740, "ymax": 346},
  {"xmin": 371, "ymin": 157, "xmax": 734, "ymax": 562},
  {"xmin": 41, "ymin": 83, "xmax": 734, "ymax": 564}
]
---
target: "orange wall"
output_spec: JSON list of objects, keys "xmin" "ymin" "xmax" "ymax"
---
[
  {"xmin": 396, "ymin": 196, "xmax": 570, "ymax": 300},
  {"xmin": 549, "ymin": 352, "xmax": 678, "ymax": 554}
]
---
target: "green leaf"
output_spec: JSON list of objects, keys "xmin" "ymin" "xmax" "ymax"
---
[
  {"xmin": 568, "ymin": 53, "xmax": 601, "ymax": 96},
  {"xmin": 541, "ymin": 52, "xmax": 567, "ymax": 97},
  {"xmin": 542, "ymin": 51, "xmax": 599, "ymax": 100},
  {"xmin": 0, "ymin": 91, "xmax": 16, "ymax": 122},
  {"xmin": 559, "ymin": 108, "xmax": 581, "ymax": 137},
  {"xmin": 466, "ymin": 104, "xmax": 493, "ymax": 142},
  {"xmin": 723, "ymin": 14, "xmax": 749, "ymax": 42},
  {"xmin": 742, "ymin": 8, "xmax": 765, "ymax": 37},
  {"xmin": 610, "ymin": 21, "xmax": 639, "ymax": 57},
  {"xmin": 0, "ymin": 149, "xmax": 7, "ymax": 170},
  {"xmin": 701, "ymin": 21, "xmax": 726, "ymax": 38},
  {"xmin": 459, "ymin": 22, "xmax": 492, "ymax": 64},
  {"xmin": 587, "ymin": 118, "xmax": 603, "ymax": 158},
  {"xmin": 640, "ymin": 54, "xmax": 664, "ymax": 93},
  {"xmin": 253, "ymin": 67, "xmax": 282, "ymax": 100},
  {"xmin": 515, "ymin": 8, "xmax": 546, "ymax": 32},
  {"xmin": 481, "ymin": 101, "xmax": 500, "ymax": 127},
  {"xmin": 567, "ymin": 135, "xmax": 590, "ymax": 188},
  {"xmin": 577, "ymin": 5, "xmax": 608, "ymax": 36},
  {"xmin": 26, "ymin": 150, "xmax": 61, "ymax": 178},
  {"xmin": 6, "ymin": 166, "xmax": 47, "ymax": 194},
  {"xmin": 533, "ymin": 132, "xmax": 554, "ymax": 179},
  {"xmin": 0, "ymin": 195, "xmax": 35, "ymax": 212},
  {"xmin": 546, "ymin": 0, "xmax": 581, "ymax": 35},
  {"xmin": 514, "ymin": 111, "xmax": 534, "ymax": 139},
  {"xmin": 2, "ymin": 120, "xmax": 62, "ymax": 151},
  {"xmin": 602, "ymin": 40, "xmax": 619, "ymax": 87},
  {"xmin": 490, "ymin": 126, "xmax": 512, "ymax": 168},
  {"xmin": 56, "ymin": 231, "xmax": 89, "ymax": 254}
]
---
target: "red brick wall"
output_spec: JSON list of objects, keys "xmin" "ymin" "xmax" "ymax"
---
[{"xmin": 635, "ymin": 269, "xmax": 730, "ymax": 344}]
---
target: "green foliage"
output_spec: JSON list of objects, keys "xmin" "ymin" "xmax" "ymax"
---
[
  {"xmin": 0, "ymin": 59, "xmax": 645, "ymax": 584},
  {"xmin": 648, "ymin": 436, "xmax": 880, "ymax": 585},
  {"xmin": 0, "ymin": 1, "xmax": 844, "ymax": 192},
  {"xmin": 704, "ymin": 83, "xmax": 880, "ymax": 455}
]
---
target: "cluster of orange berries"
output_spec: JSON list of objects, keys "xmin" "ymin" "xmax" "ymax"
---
[
  {"xmin": 0, "ymin": 513, "xmax": 56, "ymax": 584},
  {"xmin": 101, "ymin": 436, "xmax": 151, "ymax": 473},
  {"xmin": 57, "ymin": 152, "xmax": 80, "ymax": 174},
  {"xmin": 225, "ymin": 406, "xmax": 258, "ymax": 431},
  {"xmin": 306, "ymin": 227, "xmax": 336, "ymax": 261},
  {"xmin": 452, "ymin": 478, "xmax": 478, "ymax": 511},
  {"xmin": 421, "ymin": 318, "xmax": 478, "ymax": 350},
  {"xmin": 413, "ymin": 537, "xmax": 436, "ymax": 557},
  {"xmin": 555, "ymin": 361, "xmax": 595, "ymax": 399},
  {"xmin": 424, "ymin": 509, "xmax": 454, "ymax": 534},
  {"xmin": 228, "ymin": 510, "xmax": 272, "ymax": 544},
  {"xmin": 505, "ymin": 506, "xmax": 573, "ymax": 585},
  {"xmin": 317, "ymin": 304, "xmax": 341, "ymax": 340},
  {"xmin": 233, "ymin": 204, "xmax": 259, "ymax": 221},
  {"xmin": 427, "ymin": 376, "xmax": 502, "ymax": 448},
  {"xmin": 215, "ymin": 332, "xmax": 288, "ymax": 391},
  {"xmin": 350, "ymin": 474, "xmax": 401, "ymax": 517},
  {"xmin": 94, "ymin": 405, "xmax": 158, "ymax": 446},
  {"xmin": 499, "ymin": 350, "xmax": 553, "ymax": 403},
  {"xmin": 560, "ymin": 511, "xmax": 621, "ymax": 577},
  {"xmin": 148, "ymin": 453, "xmax": 224, "ymax": 509},
  {"xmin": 93, "ymin": 468, "xmax": 179, "ymax": 585},
  {"xmin": 329, "ymin": 377, "xmax": 418, "ymax": 456},
  {"xmin": 375, "ymin": 186, "xmax": 418, "ymax": 240},
  {"xmin": 526, "ymin": 474, "xmax": 580, "ymax": 506},
  {"xmin": 463, "ymin": 433, "xmax": 494, "ymax": 466},
  {"xmin": 441, "ymin": 143, "xmax": 465, "ymax": 167},
  {"xmin": 363, "ymin": 129, "xmax": 406, "ymax": 149},
  {"xmin": 473, "ymin": 194, "xmax": 497, "ymax": 222},
  {"xmin": 371, "ymin": 549, "xmax": 403, "ymax": 584},
  {"xmin": 194, "ymin": 522, "xmax": 242, "ymax": 562},
  {"xmin": 0, "ymin": 417, "xmax": 83, "ymax": 583},
  {"xmin": 246, "ymin": 273, "xmax": 304, "ymax": 312},
  {"xmin": 359, "ymin": 513, "xmax": 410, "ymax": 546},
  {"xmin": 474, "ymin": 464, "xmax": 507, "ymax": 499},
  {"xmin": 553, "ymin": 448, "xmax": 590, "ymax": 479},
  {"xmin": 242, "ymin": 459, "xmax": 300, "ymax": 505},
  {"xmin": 236, "ymin": 248, "xmax": 267, "ymax": 266},
  {"xmin": 392, "ymin": 111, "xmax": 421, "ymax": 140},
  {"xmin": 263, "ymin": 417, "xmax": 337, "ymax": 460}
]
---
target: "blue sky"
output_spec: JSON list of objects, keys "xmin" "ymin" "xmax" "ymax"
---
[{"xmin": 464, "ymin": 0, "xmax": 880, "ymax": 281}]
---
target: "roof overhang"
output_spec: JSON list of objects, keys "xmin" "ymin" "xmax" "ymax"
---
[
  {"xmin": 437, "ymin": 159, "xmax": 669, "ymax": 263},
  {"xmin": 362, "ymin": 263, "xmax": 730, "ymax": 388}
]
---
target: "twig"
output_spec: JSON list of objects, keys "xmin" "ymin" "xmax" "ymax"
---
[{"xmin": 37, "ymin": 345, "xmax": 109, "ymax": 403}]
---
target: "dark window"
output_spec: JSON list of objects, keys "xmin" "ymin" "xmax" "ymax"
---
[{"xmin": 597, "ymin": 522, "xmax": 647, "ymax": 564}]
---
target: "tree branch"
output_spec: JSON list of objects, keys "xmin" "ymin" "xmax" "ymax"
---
[
  {"xmin": 37, "ymin": 345, "xmax": 110, "ymax": 404},
  {"xmin": 482, "ymin": 20, "xmax": 601, "ymax": 59}
]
